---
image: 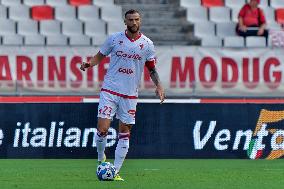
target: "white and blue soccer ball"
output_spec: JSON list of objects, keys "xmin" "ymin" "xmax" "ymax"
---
[{"xmin": 96, "ymin": 162, "xmax": 116, "ymax": 181}]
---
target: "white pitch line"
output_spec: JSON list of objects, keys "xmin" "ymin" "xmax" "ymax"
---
[
  {"xmin": 263, "ymin": 168, "xmax": 283, "ymax": 171},
  {"xmin": 144, "ymin": 168, "xmax": 160, "ymax": 171}
]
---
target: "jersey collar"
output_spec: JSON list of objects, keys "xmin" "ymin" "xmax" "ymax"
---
[{"xmin": 125, "ymin": 30, "xmax": 142, "ymax": 42}]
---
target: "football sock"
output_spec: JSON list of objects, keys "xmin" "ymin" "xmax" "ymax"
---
[
  {"xmin": 95, "ymin": 131, "xmax": 107, "ymax": 162},
  {"xmin": 114, "ymin": 133, "xmax": 130, "ymax": 173}
]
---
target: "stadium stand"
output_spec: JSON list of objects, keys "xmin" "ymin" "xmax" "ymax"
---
[
  {"xmin": 116, "ymin": 0, "xmax": 200, "ymax": 45},
  {"xmin": 0, "ymin": 0, "xmax": 283, "ymax": 47},
  {"xmin": 180, "ymin": 0, "xmax": 284, "ymax": 47}
]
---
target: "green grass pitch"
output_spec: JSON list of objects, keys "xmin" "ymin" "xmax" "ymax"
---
[{"xmin": 0, "ymin": 159, "xmax": 284, "ymax": 189}]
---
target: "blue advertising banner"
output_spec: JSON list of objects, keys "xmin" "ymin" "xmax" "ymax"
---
[{"xmin": 0, "ymin": 103, "xmax": 284, "ymax": 159}]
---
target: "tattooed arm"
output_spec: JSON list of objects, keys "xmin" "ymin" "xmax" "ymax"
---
[{"xmin": 148, "ymin": 67, "xmax": 165, "ymax": 103}]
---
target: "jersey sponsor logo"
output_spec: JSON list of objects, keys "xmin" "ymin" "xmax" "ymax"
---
[
  {"xmin": 115, "ymin": 51, "xmax": 142, "ymax": 60},
  {"xmin": 118, "ymin": 67, "xmax": 134, "ymax": 75}
]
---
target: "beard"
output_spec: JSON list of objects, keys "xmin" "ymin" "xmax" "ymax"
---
[{"xmin": 127, "ymin": 25, "xmax": 140, "ymax": 33}]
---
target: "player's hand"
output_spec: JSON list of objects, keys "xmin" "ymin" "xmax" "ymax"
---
[
  {"xmin": 80, "ymin": 62, "xmax": 91, "ymax": 71},
  {"xmin": 239, "ymin": 25, "xmax": 247, "ymax": 32},
  {"xmin": 155, "ymin": 84, "xmax": 165, "ymax": 104},
  {"xmin": 257, "ymin": 28, "xmax": 264, "ymax": 36}
]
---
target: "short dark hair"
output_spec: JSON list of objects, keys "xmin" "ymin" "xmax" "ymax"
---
[{"xmin": 124, "ymin": 9, "xmax": 140, "ymax": 18}]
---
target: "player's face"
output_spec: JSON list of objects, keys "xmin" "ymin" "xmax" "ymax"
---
[
  {"xmin": 125, "ymin": 13, "xmax": 141, "ymax": 34},
  {"xmin": 249, "ymin": 0, "xmax": 258, "ymax": 8}
]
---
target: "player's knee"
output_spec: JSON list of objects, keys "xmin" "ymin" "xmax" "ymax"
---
[
  {"xmin": 119, "ymin": 122, "xmax": 132, "ymax": 133},
  {"xmin": 97, "ymin": 129, "xmax": 108, "ymax": 137}
]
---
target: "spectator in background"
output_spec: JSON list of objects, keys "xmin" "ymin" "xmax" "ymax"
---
[{"xmin": 236, "ymin": 0, "xmax": 268, "ymax": 39}]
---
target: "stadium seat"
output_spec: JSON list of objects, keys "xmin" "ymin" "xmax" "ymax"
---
[
  {"xmin": 46, "ymin": 0, "xmax": 68, "ymax": 7},
  {"xmin": 69, "ymin": 0, "xmax": 91, "ymax": 6},
  {"xmin": 262, "ymin": 7, "xmax": 275, "ymax": 24},
  {"xmin": 186, "ymin": 7, "xmax": 208, "ymax": 23},
  {"xmin": 0, "ymin": 19, "xmax": 16, "ymax": 35},
  {"xmin": 223, "ymin": 36, "xmax": 245, "ymax": 47},
  {"xmin": 91, "ymin": 34, "xmax": 107, "ymax": 46},
  {"xmin": 55, "ymin": 6, "xmax": 76, "ymax": 21},
  {"xmin": 85, "ymin": 20, "xmax": 106, "ymax": 36},
  {"xmin": 1, "ymin": 0, "xmax": 22, "ymax": 6},
  {"xmin": 46, "ymin": 34, "xmax": 68, "ymax": 45},
  {"xmin": 9, "ymin": 5, "xmax": 30, "ymax": 21},
  {"xmin": 246, "ymin": 36, "xmax": 266, "ymax": 47},
  {"xmin": 69, "ymin": 35, "xmax": 91, "ymax": 45},
  {"xmin": 93, "ymin": 0, "xmax": 114, "ymax": 7},
  {"xmin": 231, "ymin": 7, "xmax": 240, "ymax": 22},
  {"xmin": 40, "ymin": 20, "xmax": 61, "ymax": 36},
  {"xmin": 17, "ymin": 20, "xmax": 39, "ymax": 36},
  {"xmin": 258, "ymin": 0, "xmax": 269, "ymax": 8},
  {"xmin": 201, "ymin": 0, "xmax": 224, "ymax": 7},
  {"xmin": 0, "ymin": 6, "xmax": 7, "ymax": 19},
  {"xmin": 62, "ymin": 20, "xmax": 83, "ymax": 36},
  {"xmin": 23, "ymin": 0, "xmax": 45, "ymax": 6},
  {"xmin": 2, "ymin": 35, "xmax": 23, "ymax": 45},
  {"xmin": 31, "ymin": 6, "xmax": 54, "ymax": 21},
  {"xmin": 107, "ymin": 21, "xmax": 125, "ymax": 35},
  {"xmin": 267, "ymin": 22, "xmax": 282, "ymax": 30},
  {"xmin": 275, "ymin": 9, "xmax": 284, "ymax": 25},
  {"xmin": 200, "ymin": 36, "xmax": 222, "ymax": 47},
  {"xmin": 216, "ymin": 22, "xmax": 236, "ymax": 37},
  {"xmin": 24, "ymin": 35, "xmax": 45, "ymax": 45},
  {"xmin": 194, "ymin": 21, "xmax": 216, "ymax": 38},
  {"xmin": 180, "ymin": 0, "xmax": 201, "ymax": 8},
  {"xmin": 209, "ymin": 7, "xmax": 231, "ymax": 23},
  {"xmin": 270, "ymin": 0, "xmax": 284, "ymax": 8},
  {"xmin": 225, "ymin": 0, "xmax": 245, "ymax": 9},
  {"xmin": 78, "ymin": 6, "xmax": 100, "ymax": 22},
  {"xmin": 101, "ymin": 5, "xmax": 123, "ymax": 22}
]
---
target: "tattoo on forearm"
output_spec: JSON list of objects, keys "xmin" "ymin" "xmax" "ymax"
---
[{"xmin": 149, "ymin": 68, "xmax": 161, "ymax": 86}]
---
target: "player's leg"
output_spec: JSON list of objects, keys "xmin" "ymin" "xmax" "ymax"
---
[
  {"xmin": 96, "ymin": 91, "xmax": 118, "ymax": 163},
  {"xmin": 114, "ymin": 98, "xmax": 137, "ymax": 181},
  {"xmin": 95, "ymin": 118, "xmax": 111, "ymax": 163},
  {"xmin": 114, "ymin": 122, "xmax": 132, "ymax": 173}
]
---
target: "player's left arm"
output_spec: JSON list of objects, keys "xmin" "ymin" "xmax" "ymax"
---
[{"xmin": 146, "ymin": 61, "xmax": 165, "ymax": 103}]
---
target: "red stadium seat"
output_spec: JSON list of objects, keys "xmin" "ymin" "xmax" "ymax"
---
[
  {"xmin": 31, "ymin": 5, "xmax": 54, "ymax": 20},
  {"xmin": 69, "ymin": 0, "xmax": 91, "ymax": 6},
  {"xmin": 275, "ymin": 8, "xmax": 284, "ymax": 24},
  {"xmin": 201, "ymin": 0, "xmax": 224, "ymax": 7}
]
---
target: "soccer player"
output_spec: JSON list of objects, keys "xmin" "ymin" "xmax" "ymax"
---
[{"xmin": 80, "ymin": 9, "xmax": 165, "ymax": 181}]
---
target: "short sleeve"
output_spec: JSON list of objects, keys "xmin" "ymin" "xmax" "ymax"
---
[
  {"xmin": 146, "ymin": 42, "xmax": 156, "ymax": 62},
  {"xmin": 99, "ymin": 35, "xmax": 115, "ymax": 56},
  {"xmin": 238, "ymin": 4, "xmax": 247, "ymax": 18},
  {"xmin": 259, "ymin": 9, "xmax": 266, "ymax": 24}
]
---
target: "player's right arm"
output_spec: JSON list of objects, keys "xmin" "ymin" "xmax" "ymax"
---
[{"xmin": 80, "ymin": 51, "xmax": 106, "ymax": 71}]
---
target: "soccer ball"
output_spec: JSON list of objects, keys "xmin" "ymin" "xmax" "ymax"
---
[{"xmin": 96, "ymin": 162, "xmax": 116, "ymax": 181}]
